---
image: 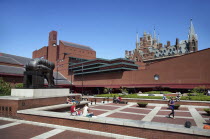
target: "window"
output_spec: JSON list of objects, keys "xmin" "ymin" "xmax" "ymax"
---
[{"xmin": 154, "ymin": 74, "xmax": 159, "ymax": 80}]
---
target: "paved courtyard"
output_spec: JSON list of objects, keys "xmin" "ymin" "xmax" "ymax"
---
[
  {"xmin": 88, "ymin": 102, "xmax": 210, "ymax": 128},
  {"xmin": 0, "ymin": 102, "xmax": 209, "ymax": 139}
]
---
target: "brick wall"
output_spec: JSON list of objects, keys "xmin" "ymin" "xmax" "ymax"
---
[
  {"xmin": 0, "ymin": 96, "xmax": 81, "ymax": 118},
  {"xmin": 17, "ymin": 114, "xmax": 208, "ymax": 139},
  {"xmin": 73, "ymin": 48, "xmax": 210, "ymax": 89}
]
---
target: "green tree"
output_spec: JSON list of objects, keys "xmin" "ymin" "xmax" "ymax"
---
[
  {"xmin": 0, "ymin": 78, "xmax": 11, "ymax": 96},
  {"xmin": 191, "ymin": 86, "xmax": 206, "ymax": 96}
]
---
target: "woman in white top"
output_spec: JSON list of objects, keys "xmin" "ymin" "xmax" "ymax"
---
[
  {"xmin": 82, "ymin": 104, "xmax": 94, "ymax": 117},
  {"xmin": 82, "ymin": 104, "xmax": 89, "ymax": 116}
]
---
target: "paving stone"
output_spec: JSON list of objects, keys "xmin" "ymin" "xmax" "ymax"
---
[
  {"xmin": 131, "ymin": 105, "xmax": 156, "ymax": 109},
  {"xmin": 120, "ymin": 108, "xmax": 151, "ymax": 114},
  {"xmin": 157, "ymin": 111, "xmax": 192, "ymax": 117},
  {"xmin": 0, "ymin": 123, "xmax": 53, "ymax": 139},
  {"xmin": 90, "ymin": 109, "xmax": 107, "ymax": 116},
  {"xmin": 107, "ymin": 112, "xmax": 145, "ymax": 120},
  {"xmin": 91, "ymin": 105, "xmax": 120, "ymax": 110},
  {"xmin": 0, "ymin": 120, "xmax": 12, "ymax": 125},
  {"xmin": 152, "ymin": 117, "xmax": 196, "ymax": 126}
]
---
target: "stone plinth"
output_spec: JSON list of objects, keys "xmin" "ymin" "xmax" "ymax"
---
[{"xmin": 11, "ymin": 88, "xmax": 69, "ymax": 97}]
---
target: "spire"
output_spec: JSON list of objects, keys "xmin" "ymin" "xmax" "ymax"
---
[
  {"xmin": 136, "ymin": 32, "xmax": 139, "ymax": 49},
  {"xmin": 153, "ymin": 26, "xmax": 156, "ymax": 40},
  {"xmin": 188, "ymin": 19, "xmax": 197, "ymax": 41},
  {"xmin": 157, "ymin": 33, "xmax": 160, "ymax": 44},
  {"xmin": 136, "ymin": 32, "xmax": 139, "ymax": 43}
]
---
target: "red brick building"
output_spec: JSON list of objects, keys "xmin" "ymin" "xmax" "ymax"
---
[
  {"xmin": 0, "ymin": 53, "xmax": 31, "ymax": 85},
  {"xmin": 2, "ymin": 29, "xmax": 208, "ymax": 93},
  {"xmin": 33, "ymin": 31, "xmax": 96, "ymax": 88},
  {"xmin": 32, "ymin": 31, "xmax": 210, "ymax": 94}
]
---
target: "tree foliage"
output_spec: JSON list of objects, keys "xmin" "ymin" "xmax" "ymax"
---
[
  {"xmin": 191, "ymin": 86, "xmax": 206, "ymax": 96},
  {"xmin": 0, "ymin": 78, "xmax": 11, "ymax": 96},
  {"xmin": 15, "ymin": 83, "xmax": 23, "ymax": 88}
]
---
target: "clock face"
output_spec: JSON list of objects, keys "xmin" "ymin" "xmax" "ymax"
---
[{"xmin": 53, "ymin": 43, "xmax": 56, "ymax": 46}]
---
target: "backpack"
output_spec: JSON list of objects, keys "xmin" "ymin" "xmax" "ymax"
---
[{"xmin": 185, "ymin": 121, "xmax": 191, "ymax": 128}]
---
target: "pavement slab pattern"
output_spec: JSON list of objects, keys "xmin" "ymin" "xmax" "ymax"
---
[
  {"xmin": 0, "ymin": 123, "xmax": 53, "ymax": 139},
  {"xmin": 89, "ymin": 103, "xmax": 209, "ymax": 127},
  {"xmin": 0, "ymin": 120, "xmax": 12, "ymax": 125},
  {"xmin": 48, "ymin": 130, "xmax": 113, "ymax": 139},
  {"xmin": 0, "ymin": 102, "xmax": 209, "ymax": 139}
]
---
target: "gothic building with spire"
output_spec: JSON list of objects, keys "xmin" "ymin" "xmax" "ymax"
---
[{"xmin": 125, "ymin": 19, "xmax": 198, "ymax": 62}]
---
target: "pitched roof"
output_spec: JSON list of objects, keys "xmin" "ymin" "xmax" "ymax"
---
[
  {"xmin": 0, "ymin": 65, "xmax": 25, "ymax": 75},
  {"xmin": 60, "ymin": 40, "xmax": 94, "ymax": 51},
  {"xmin": 0, "ymin": 52, "xmax": 31, "ymax": 65}
]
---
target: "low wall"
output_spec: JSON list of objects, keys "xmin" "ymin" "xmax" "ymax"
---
[
  {"xmin": 17, "ymin": 113, "xmax": 208, "ymax": 139},
  {"xmin": 0, "ymin": 94, "xmax": 81, "ymax": 118}
]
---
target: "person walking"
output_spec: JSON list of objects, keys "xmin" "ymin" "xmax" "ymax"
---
[{"xmin": 168, "ymin": 97, "xmax": 175, "ymax": 119}]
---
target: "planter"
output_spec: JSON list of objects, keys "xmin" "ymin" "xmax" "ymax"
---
[
  {"xmin": 174, "ymin": 104, "xmax": 180, "ymax": 109},
  {"xmin": 204, "ymin": 108, "xmax": 210, "ymax": 115},
  {"xmin": 137, "ymin": 102, "xmax": 148, "ymax": 107}
]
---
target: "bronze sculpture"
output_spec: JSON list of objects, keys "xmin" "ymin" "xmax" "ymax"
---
[{"xmin": 23, "ymin": 58, "xmax": 55, "ymax": 88}]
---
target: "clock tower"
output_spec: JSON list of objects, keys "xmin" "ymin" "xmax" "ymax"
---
[{"xmin": 48, "ymin": 31, "xmax": 58, "ymax": 63}]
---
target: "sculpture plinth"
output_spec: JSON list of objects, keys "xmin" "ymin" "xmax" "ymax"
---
[{"xmin": 23, "ymin": 71, "xmax": 44, "ymax": 88}]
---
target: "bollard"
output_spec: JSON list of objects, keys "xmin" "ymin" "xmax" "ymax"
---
[
  {"xmin": 103, "ymin": 98, "xmax": 105, "ymax": 103},
  {"xmin": 95, "ymin": 99, "xmax": 96, "ymax": 104},
  {"xmin": 91, "ymin": 100, "xmax": 92, "ymax": 105},
  {"xmin": 107, "ymin": 97, "xmax": 109, "ymax": 103}
]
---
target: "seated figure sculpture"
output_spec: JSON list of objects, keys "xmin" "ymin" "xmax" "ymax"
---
[{"xmin": 24, "ymin": 58, "xmax": 55, "ymax": 88}]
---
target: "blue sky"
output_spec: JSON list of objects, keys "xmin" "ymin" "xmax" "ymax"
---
[{"xmin": 0, "ymin": 0, "xmax": 210, "ymax": 59}]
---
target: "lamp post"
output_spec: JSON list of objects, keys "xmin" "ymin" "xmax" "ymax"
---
[
  {"xmin": 69, "ymin": 59, "xmax": 73, "ymax": 93},
  {"xmin": 82, "ymin": 63, "xmax": 84, "ymax": 94}
]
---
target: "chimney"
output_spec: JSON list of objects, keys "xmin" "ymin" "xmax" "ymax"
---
[
  {"xmin": 125, "ymin": 50, "xmax": 128, "ymax": 55},
  {"xmin": 158, "ymin": 43, "xmax": 163, "ymax": 49},
  {"xmin": 129, "ymin": 51, "xmax": 132, "ymax": 56},
  {"xmin": 167, "ymin": 41, "xmax": 170, "ymax": 47},
  {"xmin": 175, "ymin": 38, "xmax": 179, "ymax": 49}
]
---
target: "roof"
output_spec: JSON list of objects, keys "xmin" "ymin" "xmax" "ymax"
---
[
  {"xmin": 60, "ymin": 40, "xmax": 95, "ymax": 51},
  {"xmin": 0, "ymin": 56, "xmax": 22, "ymax": 65},
  {"xmin": 0, "ymin": 52, "xmax": 70, "ymax": 85},
  {"xmin": 51, "ymin": 72, "xmax": 71, "ymax": 85},
  {"xmin": 0, "ymin": 52, "xmax": 31, "ymax": 65},
  {"xmin": 0, "ymin": 65, "xmax": 25, "ymax": 75}
]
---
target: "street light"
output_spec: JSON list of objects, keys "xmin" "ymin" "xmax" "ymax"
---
[
  {"xmin": 82, "ymin": 63, "xmax": 83, "ymax": 94},
  {"xmin": 69, "ymin": 59, "xmax": 73, "ymax": 93}
]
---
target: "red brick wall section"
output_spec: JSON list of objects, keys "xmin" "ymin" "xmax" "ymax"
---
[
  {"xmin": 17, "ymin": 114, "xmax": 208, "ymax": 139},
  {"xmin": 32, "ymin": 46, "xmax": 48, "ymax": 59},
  {"xmin": 0, "ymin": 96, "xmax": 82, "ymax": 117},
  {"xmin": 0, "ymin": 99, "xmax": 18, "ymax": 118},
  {"xmin": 60, "ymin": 41, "xmax": 96, "ymax": 60},
  {"xmin": 0, "ymin": 75, "xmax": 23, "ymax": 84},
  {"xmin": 73, "ymin": 48, "xmax": 210, "ymax": 89}
]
